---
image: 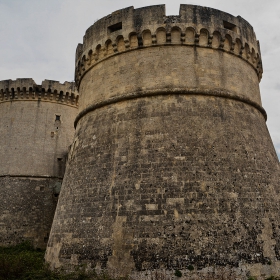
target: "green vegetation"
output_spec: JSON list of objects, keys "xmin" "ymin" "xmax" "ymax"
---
[
  {"xmin": 174, "ymin": 269, "xmax": 182, "ymax": 277},
  {"xmin": 0, "ymin": 242, "xmax": 127, "ymax": 280},
  {"xmin": 187, "ymin": 265, "xmax": 194, "ymax": 271},
  {"xmin": 0, "ymin": 242, "xmax": 46, "ymax": 280}
]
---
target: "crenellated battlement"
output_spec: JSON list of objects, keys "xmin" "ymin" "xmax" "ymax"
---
[
  {"xmin": 0, "ymin": 79, "xmax": 79, "ymax": 107},
  {"xmin": 75, "ymin": 4, "xmax": 263, "ymax": 88}
]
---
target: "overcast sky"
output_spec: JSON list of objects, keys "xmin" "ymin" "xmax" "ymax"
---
[{"xmin": 0, "ymin": 0, "xmax": 279, "ymax": 159}]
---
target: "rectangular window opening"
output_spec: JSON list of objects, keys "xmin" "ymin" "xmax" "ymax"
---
[
  {"xmin": 55, "ymin": 115, "xmax": 61, "ymax": 121},
  {"xmin": 223, "ymin": 20, "xmax": 237, "ymax": 32},
  {"xmin": 108, "ymin": 22, "xmax": 122, "ymax": 33}
]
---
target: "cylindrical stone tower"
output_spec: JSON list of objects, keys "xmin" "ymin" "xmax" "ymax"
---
[
  {"xmin": 46, "ymin": 5, "xmax": 280, "ymax": 278},
  {"xmin": 0, "ymin": 78, "xmax": 78, "ymax": 248}
]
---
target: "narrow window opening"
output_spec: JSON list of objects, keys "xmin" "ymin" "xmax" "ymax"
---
[
  {"xmin": 108, "ymin": 22, "xmax": 122, "ymax": 33},
  {"xmin": 223, "ymin": 20, "xmax": 237, "ymax": 32},
  {"xmin": 55, "ymin": 115, "xmax": 60, "ymax": 121},
  {"xmin": 57, "ymin": 158, "xmax": 63, "ymax": 161},
  {"xmin": 11, "ymin": 88, "xmax": 15, "ymax": 99}
]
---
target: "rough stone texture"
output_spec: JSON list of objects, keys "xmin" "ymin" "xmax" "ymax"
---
[
  {"xmin": 46, "ymin": 4, "xmax": 280, "ymax": 278},
  {"xmin": 0, "ymin": 79, "xmax": 78, "ymax": 248},
  {"xmin": 0, "ymin": 177, "xmax": 59, "ymax": 248}
]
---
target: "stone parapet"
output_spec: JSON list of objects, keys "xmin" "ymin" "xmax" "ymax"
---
[
  {"xmin": 75, "ymin": 4, "xmax": 262, "ymax": 88},
  {"xmin": 0, "ymin": 79, "xmax": 79, "ymax": 107}
]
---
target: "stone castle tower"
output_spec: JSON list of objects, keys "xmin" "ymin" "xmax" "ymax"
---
[
  {"xmin": 0, "ymin": 79, "xmax": 78, "ymax": 248},
  {"xmin": 45, "ymin": 4, "xmax": 280, "ymax": 277}
]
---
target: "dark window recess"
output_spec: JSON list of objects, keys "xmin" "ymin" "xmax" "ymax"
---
[
  {"xmin": 223, "ymin": 20, "xmax": 237, "ymax": 32},
  {"xmin": 108, "ymin": 22, "xmax": 122, "ymax": 33},
  {"xmin": 55, "ymin": 115, "xmax": 61, "ymax": 121},
  {"xmin": 57, "ymin": 158, "xmax": 63, "ymax": 161}
]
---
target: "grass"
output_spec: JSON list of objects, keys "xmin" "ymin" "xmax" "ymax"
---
[
  {"xmin": 0, "ymin": 242, "xmax": 127, "ymax": 280},
  {"xmin": 0, "ymin": 241, "xmax": 46, "ymax": 280}
]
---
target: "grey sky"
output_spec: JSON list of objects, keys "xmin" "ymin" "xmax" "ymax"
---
[{"xmin": 0, "ymin": 0, "xmax": 279, "ymax": 158}]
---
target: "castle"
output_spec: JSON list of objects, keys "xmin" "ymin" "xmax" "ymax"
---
[{"xmin": 1, "ymin": 4, "xmax": 280, "ymax": 279}]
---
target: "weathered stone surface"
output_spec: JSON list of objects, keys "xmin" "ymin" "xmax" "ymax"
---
[
  {"xmin": 46, "ymin": 4, "xmax": 280, "ymax": 278},
  {"xmin": 0, "ymin": 79, "xmax": 78, "ymax": 248},
  {"xmin": 0, "ymin": 177, "xmax": 59, "ymax": 248}
]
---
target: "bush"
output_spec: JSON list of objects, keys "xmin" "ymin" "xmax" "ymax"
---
[
  {"xmin": 0, "ymin": 242, "xmax": 45, "ymax": 280},
  {"xmin": 0, "ymin": 242, "xmax": 130, "ymax": 280},
  {"xmin": 174, "ymin": 269, "xmax": 182, "ymax": 277},
  {"xmin": 187, "ymin": 265, "xmax": 194, "ymax": 271}
]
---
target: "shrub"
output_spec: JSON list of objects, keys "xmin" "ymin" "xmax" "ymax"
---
[
  {"xmin": 174, "ymin": 269, "xmax": 182, "ymax": 277},
  {"xmin": 0, "ymin": 242, "xmax": 130, "ymax": 280},
  {"xmin": 187, "ymin": 265, "xmax": 194, "ymax": 271}
]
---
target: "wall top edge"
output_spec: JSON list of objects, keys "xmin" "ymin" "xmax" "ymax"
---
[
  {"xmin": 0, "ymin": 79, "xmax": 78, "ymax": 95},
  {"xmin": 77, "ymin": 4, "xmax": 257, "ymax": 57}
]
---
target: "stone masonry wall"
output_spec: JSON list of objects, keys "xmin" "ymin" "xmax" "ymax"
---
[
  {"xmin": 46, "ymin": 4, "xmax": 280, "ymax": 278},
  {"xmin": 0, "ymin": 79, "xmax": 78, "ymax": 248},
  {"xmin": 47, "ymin": 95, "xmax": 280, "ymax": 277},
  {"xmin": 0, "ymin": 177, "xmax": 59, "ymax": 249}
]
